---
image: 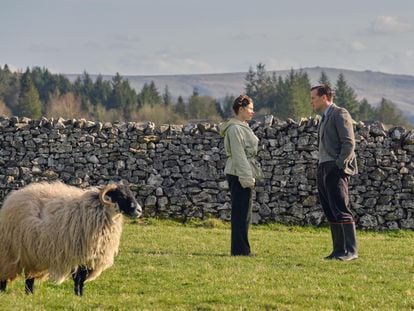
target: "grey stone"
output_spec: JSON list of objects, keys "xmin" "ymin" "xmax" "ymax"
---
[
  {"xmin": 145, "ymin": 195, "xmax": 157, "ymax": 207},
  {"xmin": 370, "ymin": 168, "xmax": 387, "ymax": 181},
  {"xmin": 403, "ymin": 130, "xmax": 414, "ymax": 145},
  {"xmin": 303, "ymin": 195, "xmax": 317, "ymax": 207},
  {"xmin": 6, "ymin": 167, "xmax": 19, "ymax": 177},
  {"xmin": 400, "ymin": 219, "xmax": 414, "ymax": 229},
  {"xmin": 389, "ymin": 127, "xmax": 406, "ymax": 140},
  {"xmin": 87, "ymin": 155, "xmax": 100, "ymax": 164},
  {"xmin": 359, "ymin": 215, "xmax": 378, "ymax": 229},
  {"xmin": 155, "ymin": 187, "xmax": 163, "ymax": 196},
  {"xmin": 258, "ymin": 204, "xmax": 271, "ymax": 217},
  {"xmin": 264, "ymin": 115, "xmax": 273, "ymax": 127},
  {"xmin": 157, "ymin": 197, "xmax": 169, "ymax": 209},
  {"xmin": 307, "ymin": 211, "xmax": 324, "ymax": 226},
  {"xmin": 147, "ymin": 174, "xmax": 163, "ymax": 187}
]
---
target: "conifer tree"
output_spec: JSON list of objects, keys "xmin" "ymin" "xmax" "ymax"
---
[
  {"xmin": 334, "ymin": 73, "xmax": 359, "ymax": 117},
  {"xmin": 358, "ymin": 98, "xmax": 375, "ymax": 122},
  {"xmin": 271, "ymin": 69, "xmax": 312, "ymax": 119},
  {"xmin": 375, "ymin": 98, "xmax": 407, "ymax": 126},
  {"xmin": 270, "ymin": 76, "xmax": 288, "ymax": 118},
  {"xmin": 107, "ymin": 73, "xmax": 123, "ymax": 109},
  {"xmin": 73, "ymin": 71, "xmax": 95, "ymax": 109},
  {"xmin": 244, "ymin": 63, "xmax": 272, "ymax": 111},
  {"xmin": 162, "ymin": 85, "xmax": 172, "ymax": 106},
  {"xmin": 0, "ymin": 64, "xmax": 20, "ymax": 111},
  {"xmin": 222, "ymin": 94, "xmax": 236, "ymax": 118},
  {"xmin": 16, "ymin": 69, "xmax": 42, "ymax": 118},
  {"xmin": 318, "ymin": 70, "xmax": 331, "ymax": 87},
  {"xmin": 175, "ymin": 95, "xmax": 187, "ymax": 117},
  {"xmin": 290, "ymin": 70, "xmax": 313, "ymax": 118},
  {"xmin": 92, "ymin": 75, "xmax": 112, "ymax": 106},
  {"xmin": 30, "ymin": 67, "xmax": 71, "ymax": 104},
  {"xmin": 109, "ymin": 73, "xmax": 138, "ymax": 115},
  {"xmin": 187, "ymin": 91, "xmax": 220, "ymax": 121},
  {"xmin": 244, "ymin": 66, "xmax": 256, "ymax": 97},
  {"xmin": 138, "ymin": 81, "xmax": 161, "ymax": 107}
]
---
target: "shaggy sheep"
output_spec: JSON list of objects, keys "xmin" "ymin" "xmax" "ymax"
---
[{"xmin": 0, "ymin": 179, "xmax": 142, "ymax": 296}]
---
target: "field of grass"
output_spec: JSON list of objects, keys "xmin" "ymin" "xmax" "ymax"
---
[{"xmin": 0, "ymin": 218, "xmax": 413, "ymax": 310}]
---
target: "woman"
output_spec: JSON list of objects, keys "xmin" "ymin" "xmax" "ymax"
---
[{"xmin": 219, "ymin": 95, "xmax": 263, "ymax": 256}]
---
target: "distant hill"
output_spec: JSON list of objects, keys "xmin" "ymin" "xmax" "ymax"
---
[{"xmin": 66, "ymin": 67, "xmax": 414, "ymax": 124}]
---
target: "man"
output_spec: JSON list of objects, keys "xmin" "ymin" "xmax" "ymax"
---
[{"xmin": 310, "ymin": 84, "xmax": 358, "ymax": 261}]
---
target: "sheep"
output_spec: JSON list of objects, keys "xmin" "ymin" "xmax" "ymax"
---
[{"xmin": 0, "ymin": 179, "xmax": 142, "ymax": 296}]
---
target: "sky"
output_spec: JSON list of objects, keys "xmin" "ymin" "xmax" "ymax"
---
[{"xmin": 1, "ymin": 0, "xmax": 414, "ymax": 76}]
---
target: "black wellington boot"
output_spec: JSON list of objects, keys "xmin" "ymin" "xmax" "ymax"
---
[
  {"xmin": 336, "ymin": 222, "xmax": 358, "ymax": 261},
  {"xmin": 325, "ymin": 223, "xmax": 346, "ymax": 260}
]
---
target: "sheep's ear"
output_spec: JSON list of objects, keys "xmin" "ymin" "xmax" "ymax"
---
[
  {"xmin": 99, "ymin": 184, "xmax": 118, "ymax": 206},
  {"xmin": 119, "ymin": 179, "xmax": 131, "ymax": 193}
]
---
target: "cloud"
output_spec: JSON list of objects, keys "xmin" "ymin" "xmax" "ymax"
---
[
  {"xmin": 404, "ymin": 50, "xmax": 414, "ymax": 57},
  {"xmin": 106, "ymin": 34, "xmax": 141, "ymax": 50},
  {"xmin": 116, "ymin": 52, "xmax": 222, "ymax": 75},
  {"xmin": 349, "ymin": 41, "xmax": 367, "ymax": 52},
  {"xmin": 231, "ymin": 33, "xmax": 252, "ymax": 41},
  {"xmin": 367, "ymin": 16, "xmax": 412, "ymax": 35},
  {"xmin": 264, "ymin": 57, "xmax": 301, "ymax": 71},
  {"xmin": 28, "ymin": 43, "xmax": 61, "ymax": 53},
  {"xmin": 379, "ymin": 50, "xmax": 414, "ymax": 75},
  {"xmin": 314, "ymin": 37, "xmax": 368, "ymax": 54},
  {"xmin": 230, "ymin": 32, "xmax": 269, "ymax": 41},
  {"xmin": 84, "ymin": 41, "xmax": 103, "ymax": 50},
  {"xmin": 83, "ymin": 34, "xmax": 141, "ymax": 51}
]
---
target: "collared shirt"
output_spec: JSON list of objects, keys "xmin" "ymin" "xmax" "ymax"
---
[{"xmin": 323, "ymin": 103, "xmax": 332, "ymax": 118}]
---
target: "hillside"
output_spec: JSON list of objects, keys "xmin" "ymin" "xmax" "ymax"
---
[{"xmin": 66, "ymin": 67, "xmax": 414, "ymax": 123}]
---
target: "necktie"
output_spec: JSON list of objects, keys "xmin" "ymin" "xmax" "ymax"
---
[{"xmin": 318, "ymin": 114, "xmax": 325, "ymax": 142}]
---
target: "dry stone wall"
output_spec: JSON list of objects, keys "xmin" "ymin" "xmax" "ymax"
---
[{"xmin": 0, "ymin": 115, "xmax": 413, "ymax": 230}]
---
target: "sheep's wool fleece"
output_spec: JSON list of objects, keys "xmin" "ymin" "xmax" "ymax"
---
[{"xmin": 0, "ymin": 181, "xmax": 123, "ymax": 283}]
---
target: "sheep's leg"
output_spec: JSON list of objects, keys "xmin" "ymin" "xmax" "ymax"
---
[
  {"xmin": 72, "ymin": 266, "xmax": 89, "ymax": 296},
  {"xmin": 0, "ymin": 280, "xmax": 6, "ymax": 292},
  {"xmin": 25, "ymin": 278, "xmax": 34, "ymax": 294}
]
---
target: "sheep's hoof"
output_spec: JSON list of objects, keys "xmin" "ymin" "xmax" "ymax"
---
[
  {"xmin": 75, "ymin": 288, "xmax": 83, "ymax": 296},
  {"xmin": 0, "ymin": 280, "xmax": 7, "ymax": 292},
  {"xmin": 25, "ymin": 278, "xmax": 34, "ymax": 295},
  {"xmin": 72, "ymin": 266, "xmax": 89, "ymax": 297}
]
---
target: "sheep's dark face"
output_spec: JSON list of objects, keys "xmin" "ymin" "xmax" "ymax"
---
[{"xmin": 105, "ymin": 181, "xmax": 142, "ymax": 218}]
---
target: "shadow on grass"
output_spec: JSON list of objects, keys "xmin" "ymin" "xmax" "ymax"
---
[{"xmin": 131, "ymin": 249, "xmax": 229, "ymax": 257}]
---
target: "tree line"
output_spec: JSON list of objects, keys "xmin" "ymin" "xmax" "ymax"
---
[
  {"xmin": 244, "ymin": 63, "xmax": 409, "ymax": 126},
  {"xmin": 0, "ymin": 65, "xmax": 223, "ymax": 124},
  {"xmin": 0, "ymin": 63, "xmax": 410, "ymax": 126}
]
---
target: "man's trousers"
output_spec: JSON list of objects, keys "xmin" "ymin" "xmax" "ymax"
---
[{"xmin": 317, "ymin": 161, "xmax": 354, "ymax": 223}]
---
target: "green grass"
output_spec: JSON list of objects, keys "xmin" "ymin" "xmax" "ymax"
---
[{"xmin": 1, "ymin": 218, "xmax": 413, "ymax": 310}]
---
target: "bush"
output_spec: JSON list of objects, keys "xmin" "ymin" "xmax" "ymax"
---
[{"xmin": 132, "ymin": 105, "xmax": 186, "ymax": 125}]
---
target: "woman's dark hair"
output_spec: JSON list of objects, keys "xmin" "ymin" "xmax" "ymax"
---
[
  {"xmin": 233, "ymin": 95, "xmax": 253, "ymax": 114},
  {"xmin": 311, "ymin": 84, "xmax": 333, "ymax": 101}
]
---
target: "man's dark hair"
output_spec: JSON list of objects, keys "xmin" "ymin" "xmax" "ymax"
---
[
  {"xmin": 311, "ymin": 84, "xmax": 333, "ymax": 101},
  {"xmin": 233, "ymin": 94, "xmax": 253, "ymax": 114}
]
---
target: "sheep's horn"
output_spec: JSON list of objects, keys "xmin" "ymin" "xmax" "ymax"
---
[{"xmin": 99, "ymin": 184, "xmax": 118, "ymax": 206}]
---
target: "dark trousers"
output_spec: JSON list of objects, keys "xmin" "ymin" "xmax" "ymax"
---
[
  {"xmin": 317, "ymin": 161, "xmax": 354, "ymax": 223},
  {"xmin": 227, "ymin": 174, "xmax": 252, "ymax": 256}
]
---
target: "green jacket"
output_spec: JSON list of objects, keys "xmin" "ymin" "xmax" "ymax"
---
[{"xmin": 219, "ymin": 118, "xmax": 263, "ymax": 188}]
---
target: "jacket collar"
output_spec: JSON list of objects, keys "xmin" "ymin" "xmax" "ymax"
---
[
  {"xmin": 319, "ymin": 103, "xmax": 337, "ymax": 138},
  {"xmin": 323, "ymin": 103, "xmax": 336, "ymax": 117}
]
